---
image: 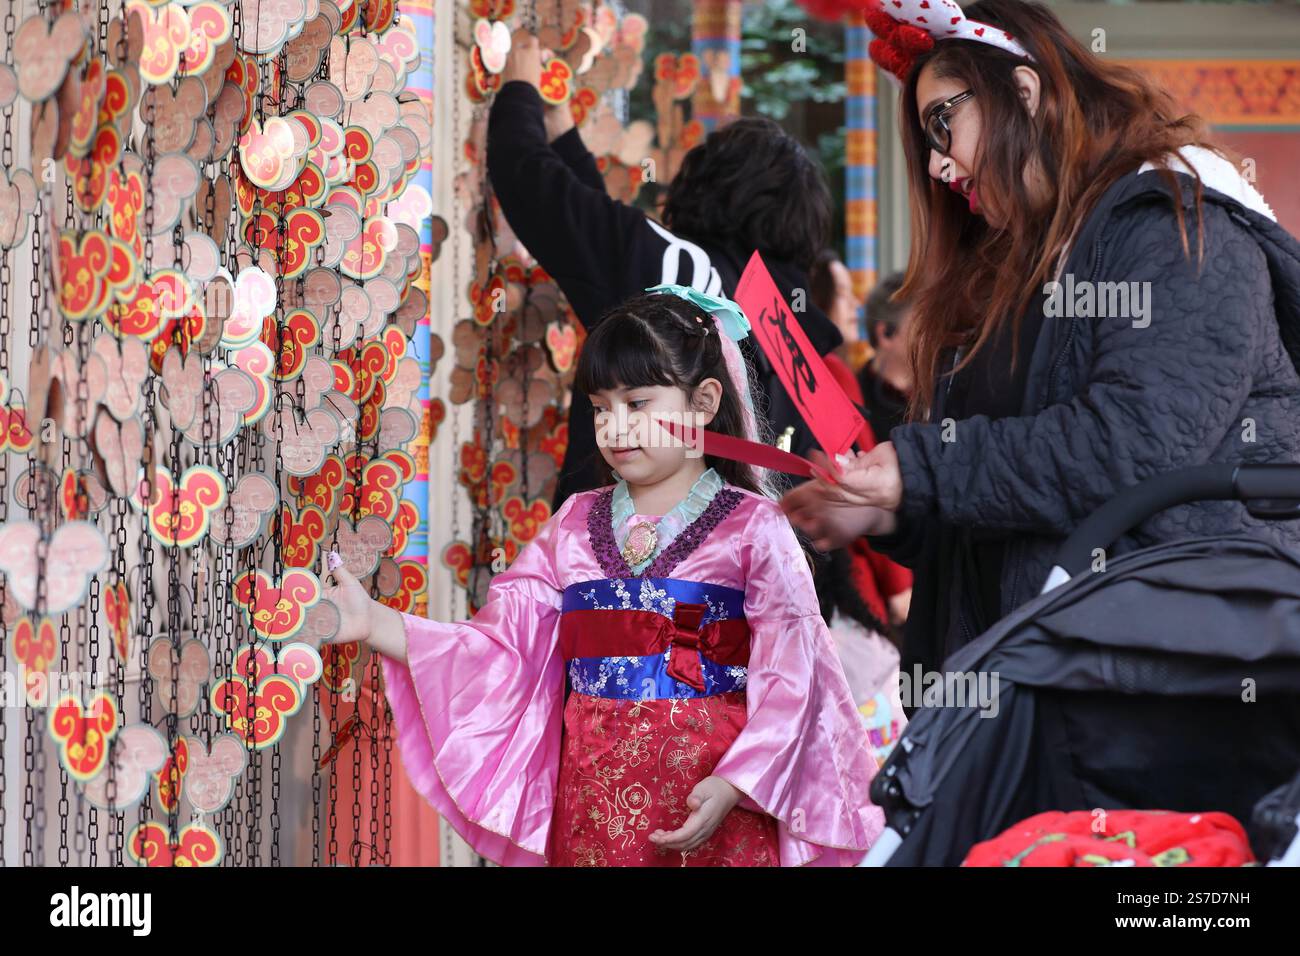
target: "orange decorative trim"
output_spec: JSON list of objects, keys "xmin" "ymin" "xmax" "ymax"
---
[
  {"xmin": 692, "ymin": 0, "xmax": 741, "ymax": 37},
  {"xmin": 846, "ymin": 130, "xmax": 876, "ymax": 166},
  {"xmin": 1121, "ymin": 60, "xmax": 1300, "ymax": 126},
  {"xmin": 846, "ymin": 198, "xmax": 877, "ymax": 235}
]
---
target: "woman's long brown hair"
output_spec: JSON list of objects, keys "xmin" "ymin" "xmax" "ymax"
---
[{"xmin": 897, "ymin": 0, "xmax": 1222, "ymax": 420}]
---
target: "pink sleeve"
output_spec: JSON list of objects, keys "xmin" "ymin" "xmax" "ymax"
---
[
  {"xmin": 713, "ymin": 499, "xmax": 886, "ymax": 866},
  {"xmin": 379, "ymin": 496, "xmax": 578, "ymax": 866}
]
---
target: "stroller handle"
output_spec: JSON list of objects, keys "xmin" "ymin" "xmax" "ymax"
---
[{"xmin": 1051, "ymin": 463, "xmax": 1300, "ymax": 579}]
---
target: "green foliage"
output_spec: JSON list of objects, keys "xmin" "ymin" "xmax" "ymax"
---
[
  {"xmin": 740, "ymin": 0, "xmax": 847, "ymax": 121},
  {"xmin": 742, "ymin": 0, "xmax": 849, "ymax": 252}
]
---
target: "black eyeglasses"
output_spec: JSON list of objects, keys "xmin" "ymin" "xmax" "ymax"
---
[{"xmin": 923, "ymin": 90, "xmax": 975, "ymax": 156}]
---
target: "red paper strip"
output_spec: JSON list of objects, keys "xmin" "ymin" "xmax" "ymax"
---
[
  {"xmin": 733, "ymin": 251, "xmax": 866, "ymax": 458},
  {"xmin": 655, "ymin": 418, "xmax": 815, "ymax": 479}
]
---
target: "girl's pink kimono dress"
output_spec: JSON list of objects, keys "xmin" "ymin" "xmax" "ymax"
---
[{"xmin": 380, "ymin": 479, "xmax": 885, "ymax": 866}]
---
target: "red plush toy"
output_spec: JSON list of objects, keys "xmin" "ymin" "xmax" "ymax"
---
[{"xmin": 962, "ymin": 809, "xmax": 1257, "ymax": 867}]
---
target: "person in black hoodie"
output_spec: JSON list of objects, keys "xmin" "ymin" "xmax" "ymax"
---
[{"xmin": 488, "ymin": 31, "xmax": 842, "ymax": 508}]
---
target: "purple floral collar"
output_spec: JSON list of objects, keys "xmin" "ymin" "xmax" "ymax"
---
[{"xmin": 587, "ymin": 485, "xmax": 743, "ymax": 579}]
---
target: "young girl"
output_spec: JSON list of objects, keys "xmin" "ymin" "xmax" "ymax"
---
[{"xmin": 322, "ymin": 289, "xmax": 884, "ymax": 866}]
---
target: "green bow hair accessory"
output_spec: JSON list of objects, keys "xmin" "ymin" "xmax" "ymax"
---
[{"xmin": 645, "ymin": 283, "xmax": 751, "ymax": 343}]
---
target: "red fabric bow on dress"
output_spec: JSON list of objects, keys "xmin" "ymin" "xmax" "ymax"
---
[
  {"xmin": 661, "ymin": 602, "xmax": 751, "ymax": 692},
  {"xmin": 661, "ymin": 603, "xmax": 710, "ymax": 691},
  {"xmin": 559, "ymin": 604, "xmax": 752, "ymax": 694}
]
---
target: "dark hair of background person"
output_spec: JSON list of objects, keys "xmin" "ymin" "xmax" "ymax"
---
[
  {"xmin": 661, "ymin": 116, "xmax": 833, "ymax": 272},
  {"xmin": 574, "ymin": 293, "xmax": 765, "ymax": 495},
  {"xmin": 808, "ymin": 247, "xmax": 839, "ymax": 317},
  {"xmin": 814, "ymin": 548, "xmax": 897, "ymax": 646},
  {"xmin": 896, "ymin": 0, "xmax": 1218, "ymax": 420},
  {"xmin": 864, "ymin": 271, "xmax": 907, "ymax": 349}
]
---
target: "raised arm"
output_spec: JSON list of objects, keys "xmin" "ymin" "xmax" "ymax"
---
[
  {"xmin": 487, "ymin": 67, "xmax": 647, "ymax": 328},
  {"xmin": 323, "ymin": 493, "xmax": 580, "ymax": 866},
  {"xmin": 549, "ymin": 121, "xmax": 606, "ymax": 193}
]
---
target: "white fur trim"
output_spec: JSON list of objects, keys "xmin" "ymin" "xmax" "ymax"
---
[{"xmin": 1139, "ymin": 145, "xmax": 1276, "ymax": 223}]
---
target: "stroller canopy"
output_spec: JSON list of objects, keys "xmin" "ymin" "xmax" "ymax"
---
[{"xmin": 876, "ymin": 534, "xmax": 1300, "ymax": 864}]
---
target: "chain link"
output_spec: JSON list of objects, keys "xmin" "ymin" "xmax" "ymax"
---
[
  {"xmin": 111, "ymin": 496, "xmax": 129, "ymax": 865},
  {"xmin": 0, "ymin": 0, "xmax": 444, "ymax": 871},
  {"xmin": 0, "ymin": 1, "xmax": 12, "ymax": 857}
]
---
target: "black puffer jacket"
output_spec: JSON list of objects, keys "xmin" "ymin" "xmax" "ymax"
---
[{"xmin": 871, "ymin": 165, "xmax": 1300, "ymax": 678}]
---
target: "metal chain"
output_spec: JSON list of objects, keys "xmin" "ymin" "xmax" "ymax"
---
[
  {"xmin": 313, "ymin": 35, "xmax": 335, "ymax": 869},
  {"xmin": 225, "ymin": 0, "xmax": 244, "ymax": 871},
  {"xmin": 0, "ymin": 0, "xmax": 12, "ymax": 857},
  {"xmin": 87, "ymin": 556, "xmax": 102, "ymax": 865},
  {"xmin": 368, "ymin": 648, "xmax": 380, "ymax": 864},
  {"xmin": 30, "ymin": 195, "xmax": 42, "ymax": 350},
  {"xmin": 165, "ymin": 354, "xmax": 184, "ymax": 851},
  {"xmin": 137, "ymin": 36, "xmax": 162, "ymax": 862},
  {"xmin": 70, "ymin": 313, "xmax": 93, "ymax": 861},
  {"xmin": 266, "ymin": 36, "xmax": 293, "ymax": 869},
  {"xmin": 29, "ymin": 169, "xmax": 53, "ymax": 865},
  {"xmin": 58, "ymin": 607, "xmax": 69, "ymax": 865},
  {"xmin": 23, "ymin": 671, "xmax": 34, "ymax": 865},
  {"xmin": 217, "ymin": 438, "xmax": 236, "ymax": 863},
  {"xmin": 111, "ymin": 496, "xmax": 129, "ymax": 864},
  {"xmin": 138, "ymin": 370, "xmax": 156, "ymax": 850}
]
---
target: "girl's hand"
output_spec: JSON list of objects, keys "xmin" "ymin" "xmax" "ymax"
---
[
  {"xmin": 501, "ymin": 29, "xmax": 543, "ymax": 90},
  {"xmin": 782, "ymin": 496, "xmax": 899, "ymax": 551},
  {"xmin": 321, "ymin": 562, "xmax": 409, "ymax": 664},
  {"xmin": 321, "ymin": 564, "xmax": 374, "ymax": 646},
  {"xmin": 648, "ymin": 776, "xmax": 741, "ymax": 854}
]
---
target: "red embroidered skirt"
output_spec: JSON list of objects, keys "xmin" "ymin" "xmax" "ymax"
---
[{"xmin": 548, "ymin": 691, "xmax": 780, "ymax": 867}]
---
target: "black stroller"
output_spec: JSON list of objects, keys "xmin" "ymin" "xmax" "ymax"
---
[{"xmin": 863, "ymin": 463, "xmax": 1300, "ymax": 866}]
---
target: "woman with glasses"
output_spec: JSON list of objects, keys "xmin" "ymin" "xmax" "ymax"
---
[{"xmin": 782, "ymin": 0, "xmax": 1300, "ymax": 689}]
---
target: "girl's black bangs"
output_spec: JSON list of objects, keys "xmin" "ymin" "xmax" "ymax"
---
[{"xmin": 574, "ymin": 317, "xmax": 675, "ymax": 395}]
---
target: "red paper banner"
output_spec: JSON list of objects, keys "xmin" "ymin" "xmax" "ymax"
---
[
  {"xmin": 733, "ymin": 251, "xmax": 866, "ymax": 458},
  {"xmin": 654, "ymin": 418, "xmax": 816, "ymax": 478}
]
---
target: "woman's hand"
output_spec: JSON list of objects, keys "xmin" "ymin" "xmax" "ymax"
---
[
  {"xmin": 321, "ymin": 563, "xmax": 409, "ymax": 664},
  {"xmin": 782, "ymin": 450, "xmax": 901, "ymax": 550},
  {"xmin": 501, "ymin": 29, "xmax": 542, "ymax": 90},
  {"xmin": 823, "ymin": 442, "xmax": 905, "ymax": 511},
  {"xmin": 782, "ymin": 495, "xmax": 899, "ymax": 551},
  {"xmin": 649, "ymin": 776, "xmax": 741, "ymax": 854}
]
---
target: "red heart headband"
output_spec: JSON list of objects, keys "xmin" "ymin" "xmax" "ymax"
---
[{"xmin": 865, "ymin": 0, "xmax": 1033, "ymax": 82}]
